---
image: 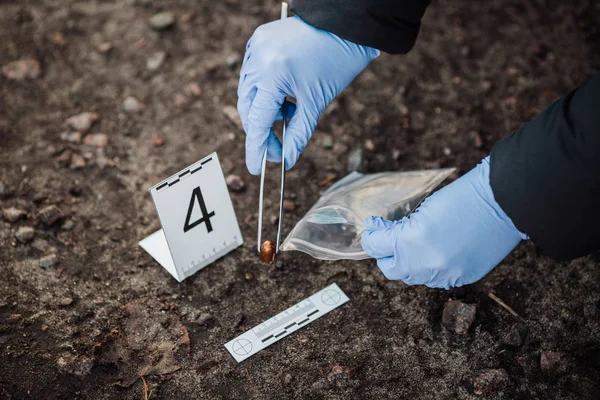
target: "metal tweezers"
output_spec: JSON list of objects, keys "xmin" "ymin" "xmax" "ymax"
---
[
  {"xmin": 257, "ymin": 2, "xmax": 289, "ymax": 255},
  {"xmin": 257, "ymin": 102, "xmax": 288, "ymax": 254}
]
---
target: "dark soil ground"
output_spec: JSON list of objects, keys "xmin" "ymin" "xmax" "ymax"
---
[{"xmin": 1, "ymin": 0, "xmax": 599, "ymax": 399}]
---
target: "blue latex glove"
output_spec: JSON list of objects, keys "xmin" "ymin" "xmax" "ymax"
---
[
  {"xmin": 238, "ymin": 16, "xmax": 380, "ymax": 175},
  {"xmin": 361, "ymin": 157, "xmax": 529, "ymax": 289}
]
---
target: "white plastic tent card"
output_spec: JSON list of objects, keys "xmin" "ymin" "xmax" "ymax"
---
[{"xmin": 139, "ymin": 153, "xmax": 243, "ymax": 281}]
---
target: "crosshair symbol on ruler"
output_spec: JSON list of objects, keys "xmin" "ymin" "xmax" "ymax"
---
[
  {"xmin": 232, "ymin": 339, "xmax": 253, "ymax": 356},
  {"xmin": 321, "ymin": 290, "xmax": 341, "ymax": 305}
]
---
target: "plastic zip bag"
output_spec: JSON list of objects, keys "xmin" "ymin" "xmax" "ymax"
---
[{"xmin": 280, "ymin": 168, "xmax": 455, "ymax": 260}]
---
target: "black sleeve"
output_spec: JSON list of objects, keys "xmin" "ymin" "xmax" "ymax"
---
[
  {"xmin": 290, "ymin": 0, "xmax": 431, "ymax": 54},
  {"xmin": 490, "ymin": 73, "xmax": 600, "ymax": 261}
]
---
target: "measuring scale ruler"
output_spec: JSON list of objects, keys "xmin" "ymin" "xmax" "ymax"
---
[{"xmin": 225, "ymin": 283, "xmax": 349, "ymax": 362}]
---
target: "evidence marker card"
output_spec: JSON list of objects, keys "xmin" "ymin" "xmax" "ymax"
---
[
  {"xmin": 224, "ymin": 283, "xmax": 350, "ymax": 363},
  {"xmin": 139, "ymin": 152, "xmax": 243, "ymax": 281}
]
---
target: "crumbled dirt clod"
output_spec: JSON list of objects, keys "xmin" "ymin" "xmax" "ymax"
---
[
  {"xmin": 328, "ymin": 365, "xmax": 356, "ymax": 380},
  {"xmin": 502, "ymin": 323, "xmax": 527, "ymax": 347},
  {"xmin": 83, "ymin": 133, "xmax": 108, "ymax": 148},
  {"xmin": 281, "ymin": 199, "xmax": 296, "ymax": 211},
  {"xmin": 37, "ymin": 205, "xmax": 63, "ymax": 226},
  {"xmin": 442, "ymin": 300, "xmax": 476, "ymax": 335},
  {"xmin": 149, "ymin": 12, "xmax": 176, "ymax": 30},
  {"xmin": 540, "ymin": 351, "xmax": 569, "ymax": 376},
  {"xmin": 39, "ymin": 254, "xmax": 58, "ymax": 268},
  {"xmin": 2, "ymin": 207, "xmax": 26, "ymax": 222},
  {"xmin": 195, "ymin": 313, "xmax": 212, "ymax": 326},
  {"xmin": 472, "ymin": 369, "xmax": 509, "ymax": 395},
  {"xmin": 70, "ymin": 153, "xmax": 86, "ymax": 169},
  {"xmin": 65, "ymin": 112, "xmax": 99, "ymax": 133},
  {"xmin": 15, "ymin": 226, "xmax": 35, "ymax": 243},
  {"xmin": 2, "ymin": 59, "xmax": 41, "ymax": 80},
  {"xmin": 60, "ymin": 131, "xmax": 82, "ymax": 143}
]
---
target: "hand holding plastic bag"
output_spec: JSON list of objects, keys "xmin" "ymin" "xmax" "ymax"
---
[
  {"xmin": 362, "ymin": 158, "xmax": 528, "ymax": 289},
  {"xmin": 280, "ymin": 168, "xmax": 455, "ymax": 260}
]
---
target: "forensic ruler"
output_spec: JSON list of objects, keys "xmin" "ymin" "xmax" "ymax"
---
[{"xmin": 224, "ymin": 283, "xmax": 349, "ymax": 363}]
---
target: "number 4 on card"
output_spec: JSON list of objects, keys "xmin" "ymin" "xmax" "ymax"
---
[{"xmin": 139, "ymin": 153, "xmax": 243, "ymax": 282}]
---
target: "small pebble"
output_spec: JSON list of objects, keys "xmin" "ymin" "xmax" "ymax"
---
[
  {"xmin": 60, "ymin": 131, "xmax": 82, "ymax": 144},
  {"xmin": 443, "ymin": 147, "xmax": 451, "ymax": 156},
  {"xmin": 66, "ymin": 112, "xmax": 99, "ymax": 133},
  {"xmin": 15, "ymin": 227, "xmax": 35, "ymax": 243},
  {"xmin": 270, "ymin": 215, "xmax": 279, "ymax": 225},
  {"xmin": 147, "ymin": 51, "xmax": 167, "ymax": 71},
  {"xmin": 281, "ymin": 200, "xmax": 296, "ymax": 211},
  {"xmin": 98, "ymin": 42, "xmax": 113, "ymax": 53},
  {"xmin": 186, "ymin": 82, "xmax": 202, "ymax": 97},
  {"xmin": 224, "ymin": 53, "xmax": 241, "ymax": 68},
  {"xmin": 321, "ymin": 134, "xmax": 333, "ymax": 149},
  {"xmin": 347, "ymin": 148, "xmax": 365, "ymax": 173},
  {"xmin": 0, "ymin": 182, "xmax": 6, "ymax": 196},
  {"xmin": 122, "ymin": 96, "xmax": 143, "ymax": 113},
  {"xmin": 442, "ymin": 299, "xmax": 476, "ymax": 335},
  {"xmin": 2, "ymin": 59, "xmax": 41, "ymax": 80},
  {"xmin": 328, "ymin": 365, "xmax": 355, "ymax": 379},
  {"xmin": 469, "ymin": 130, "xmax": 483, "ymax": 148},
  {"xmin": 149, "ymin": 12, "xmax": 176, "ymax": 30},
  {"xmin": 284, "ymin": 374, "xmax": 292, "ymax": 384},
  {"xmin": 59, "ymin": 297, "xmax": 73, "ymax": 307},
  {"xmin": 37, "ymin": 205, "xmax": 64, "ymax": 226},
  {"xmin": 52, "ymin": 32, "xmax": 67, "ymax": 47},
  {"xmin": 62, "ymin": 219, "xmax": 75, "ymax": 231},
  {"xmin": 332, "ymin": 143, "xmax": 348, "ymax": 156},
  {"xmin": 152, "ymin": 136, "xmax": 164, "ymax": 147},
  {"xmin": 226, "ymin": 175, "xmax": 246, "ymax": 193},
  {"xmin": 245, "ymin": 272, "xmax": 253, "ymax": 280},
  {"xmin": 364, "ymin": 139, "xmax": 375, "ymax": 151},
  {"xmin": 70, "ymin": 153, "xmax": 86, "ymax": 169},
  {"xmin": 2, "ymin": 207, "xmax": 26, "ymax": 222},
  {"xmin": 174, "ymin": 93, "xmax": 188, "ymax": 107},
  {"xmin": 472, "ymin": 369, "xmax": 509, "ymax": 395},
  {"xmin": 39, "ymin": 254, "xmax": 58, "ymax": 268},
  {"xmin": 196, "ymin": 313, "xmax": 212, "ymax": 326},
  {"xmin": 83, "ymin": 133, "xmax": 108, "ymax": 149}
]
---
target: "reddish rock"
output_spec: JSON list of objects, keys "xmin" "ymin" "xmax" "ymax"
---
[
  {"xmin": 226, "ymin": 175, "xmax": 246, "ymax": 193},
  {"xmin": 66, "ymin": 112, "xmax": 99, "ymax": 133},
  {"xmin": 442, "ymin": 300, "xmax": 476, "ymax": 335},
  {"xmin": 2, "ymin": 59, "xmax": 41, "ymax": 80},
  {"xmin": 83, "ymin": 133, "xmax": 108, "ymax": 148},
  {"xmin": 152, "ymin": 136, "xmax": 164, "ymax": 147},
  {"xmin": 2, "ymin": 207, "xmax": 26, "ymax": 222}
]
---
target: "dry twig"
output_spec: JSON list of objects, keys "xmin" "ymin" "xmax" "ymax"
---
[
  {"xmin": 141, "ymin": 376, "xmax": 152, "ymax": 400},
  {"xmin": 488, "ymin": 292, "xmax": 526, "ymax": 323}
]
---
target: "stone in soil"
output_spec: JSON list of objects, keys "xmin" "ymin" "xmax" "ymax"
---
[
  {"xmin": 321, "ymin": 134, "xmax": 333, "ymax": 149},
  {"xmin": 66, "ymin": 112, "xmax": 99, "ymax": 133},
  {"xmin": 83, "ymin": 133, "xmax": 108, "ymax": 148},
  {"xmin": 469, "ymin": 130, "xmax": 483, "ymax": 148},
  {"xmin": 364, "ymin": 139, "xmax": 375, "ymax": 151},
  {"xmin": 2, "ymin": 207, "xmax": 26, "ymax": 222},
  {"xmin": 59, "ymin": 297, "xmax": 74, "ymax": 307},
  {"xmin": 123, "ymin": 96, "xmax": 143, "ymax": 113},
  {"xmin": 15, "ymin": 226, "xmax": 35, "ymax": 243},
  {"xmin": 37, "ymin": 205, "xmax": 64, "ymax": 226},
  {"xmin": 60, "ymin": 131, "xmax": 82, "ymax": 143},
  {"xmin": 281, "ymin": 200, "xmax": 296, "ymax": 211},
  {"xmin": 39, "ymin": 254, "xmax": 58, "ymax": 268},
  {"xmin": 226, "ymin": 175, "xmax": 246, "ymax": 193},
  {"xmin": 222, "ymin": 105, "xmax": 243, "ymax": 131},
  {"xmin": 501, "ymin": 323, "xmax": 527, "ymax": 347},
  {"xmin": 333, "ymin": 143, "xmax": 348, "ymax": 156},
  {"xmin": 173, "ymin": 93, "xmax": 188, "ymax": 107},
  {"xmin": 70, "ymin": 153, "xmax": 86, "ymax": 169},
  {"xmin": 147, "ymin": 51, "xmax": 167, "ymax": 71},
  {"xmin": 540, "ymin": 351, "xmax": 569, "ymax": 376},
  {"xmin": 224, "ymin": 53, "xmax": 241, "ymax": 68},
  {"xmin": 196, "ymin": 313, "xmax": 212, "ymax": 326},
  {"xmin": 347, "ymin": 148, "xmax": 365, "ymax": 173},
  {"xmin": 442, "ymin": 299, "xmax": 476, "ymax": 335},
  {"xmin": 149, "ymin": 12, "xmax": 176, "ymax": 30},
  {"xmin": 471, "ymin": 369, "xmax": 509, "ymax": 395},
  {"xmin": 186, "ymin": 82, "xmax": 202, "ymax": 97},
  {"xmin": 2, "ymin": 59, "xmax": 41, "ymax": 80}
]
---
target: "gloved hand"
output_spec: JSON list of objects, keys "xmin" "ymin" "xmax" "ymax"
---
[
  {"xmin": 361, "ymin": 157, "xmax": 529, "ymax": 289},
  {"xmin": 238, "ymin": 16, "xmax": 380, "ymax": 175}
]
